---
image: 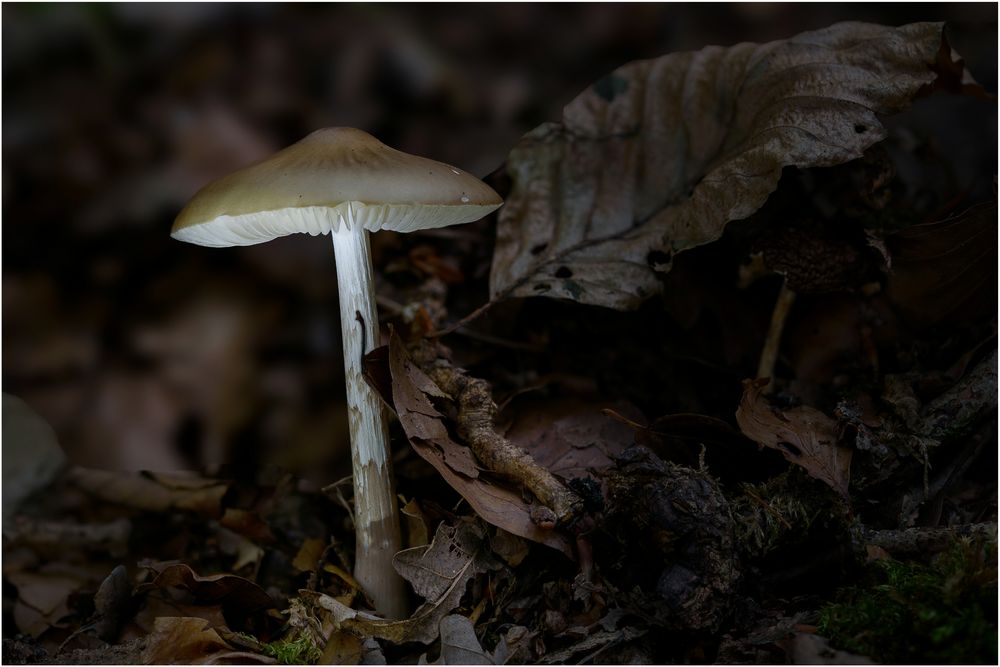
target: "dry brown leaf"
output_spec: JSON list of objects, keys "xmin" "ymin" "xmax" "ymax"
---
[
  {"xmin": 129, "ymin": 596, "xmax": 230, "ymax": 637},
  {"xmin": 385, "ymin": 338, "xmax": 573, "ymax": 555},
  {"xmin": 140, "ymin": 616, "xmax": 273, "ymax": 664},
  {"xmin": 387, "ymin": 340, "xmax": 481, "ymax": 478},
  {"xmin": 736, "ymin": 380, "xmax": 852, "ymax": 499},
  {"xmin": 401, "ymin": 498, "xmax": 431, "ymax": 548},
  {"xmin": 292, "ymin": 538, "xmax": 327, "ymax": 573},
  {"xmin": 135, "ymin": 562, "xmax": 276, "ymax": 631},
  {"xmin": 7, "ymin": 571, "xmax": 82, "ymax": 637},
  {"xmin": 491, "ymin": 22, "xmax": 975, "ymax": 309},
  {"xmin": 318, "ymin": 521, "xmax": 498, "ymax": 645}
]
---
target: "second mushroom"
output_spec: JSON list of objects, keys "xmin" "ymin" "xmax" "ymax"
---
[{"xmin": 172, "ymin": 127, "xmax": 502, "ymax": 618}]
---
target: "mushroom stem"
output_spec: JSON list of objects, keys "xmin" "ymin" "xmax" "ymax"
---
[
  {"xmin": 331, "ymin": 207, "xmax": 407, "ymax": 619},
  {"xmin": 756, "ymin": 278, "xmax": 797, "ymax": 394}
]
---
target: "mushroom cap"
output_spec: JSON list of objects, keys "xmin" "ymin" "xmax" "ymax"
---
[{"xmin": 172, "ymin": 127, "xmax": 503, "ymax": 247}]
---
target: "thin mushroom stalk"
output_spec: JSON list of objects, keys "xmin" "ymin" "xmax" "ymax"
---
[{"xmin": 331, "ymin": 206, "xmax": 406, "ymax": 619}]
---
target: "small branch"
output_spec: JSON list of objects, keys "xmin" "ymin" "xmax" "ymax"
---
[
  {"xmin": 427, "ymin": 298, "xmax": 500, "ymax": 338},
  {"xmin": 409, "ymin": 340, "xmax": 583, "ymax": 524}
]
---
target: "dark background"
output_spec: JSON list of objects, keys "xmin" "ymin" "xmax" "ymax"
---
[{"xmin": 3, "ymin": 4, "xmax": 996, "ymax": 478}]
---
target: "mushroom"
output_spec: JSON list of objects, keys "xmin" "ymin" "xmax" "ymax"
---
[{"xmin": 171, "ymin": 127, "xmax": 502, "ymax": 618}]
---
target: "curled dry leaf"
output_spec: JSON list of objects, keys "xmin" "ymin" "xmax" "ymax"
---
[
  {"xmin": 735, "ymin": 380, "xmax": 852, "ymax": 499},
  {"xmin": 379, "ymin": 336, "xmax": 573, "ymax": 555},
  {"xmin": 136, "ymin": 562, "xmax": 276, "ymax": 631},
  {"xmin": 491, "ymin": 21, "xmax": 976, "ymax": 310},
  {"xmin": 318, "ymin": 521, "xmax": 499, "ymax": 645}
]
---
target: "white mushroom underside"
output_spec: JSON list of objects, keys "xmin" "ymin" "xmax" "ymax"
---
[{"xmin": 170, "ymin": 202, "xmax": 498, "ymax": 247}]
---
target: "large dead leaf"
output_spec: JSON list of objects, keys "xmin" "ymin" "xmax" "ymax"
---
[
  {"xmin": 491, "ymin": 21, "xmax": 975, "ymax": 309},
  {"xmin": 736, "ymin": 380, "xmax": 851, "ymax": 499},
  {"xmin": 382, "ymin": 336, "xmax": 573, "ymax": 555},
  {"xmin": 318, "ymin": 521, "xmax": 498, "ymax": 645}
]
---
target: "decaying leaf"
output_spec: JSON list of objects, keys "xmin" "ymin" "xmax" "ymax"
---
[
  {"xmin": 736, "ymin": 380, "xmax": 852, "ymax": 498},
  {"xmin": 384, "ymin": 337, "xmax": 573, "ymax": 555},
  {"xmin": 318, "ymin": 521, "xmax": 499, "ymax": 645},
  {"xmin": 491, "ymin": 22, "xmax": 976, "ymax": 309}
]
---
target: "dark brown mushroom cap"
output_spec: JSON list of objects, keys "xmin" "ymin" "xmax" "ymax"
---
[{"xmin": 172, "ymin": 127, "xmax": 502, "ymax": 247}]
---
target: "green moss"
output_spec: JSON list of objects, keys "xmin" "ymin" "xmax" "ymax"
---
[
  {"xmin": 261, "ymin": 635, "xmax": 322, "ymax": 665},
  {"xmin": 818, "ymin": 539, "xmax": 997, "ymax": 664},
  {"xmin": 732, "ymin": 469, "xmax": 836, "ymax": 557}
]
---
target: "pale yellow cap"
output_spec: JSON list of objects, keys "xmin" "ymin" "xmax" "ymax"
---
[{"xmin": 172, "ymin": 127, "xmax": 503, "ymax": 247}]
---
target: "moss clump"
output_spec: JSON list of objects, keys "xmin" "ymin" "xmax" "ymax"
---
[
  {"xmin": 732, "ymin": 469, "xmax": 835, "ymax": 558},
  {"xmin": 818, "ymin": 538, "xmax": 997, "ymax": 664},
  {"xmin": 262, "ymin": 635, "xmax": 322, "ymax": 665}
]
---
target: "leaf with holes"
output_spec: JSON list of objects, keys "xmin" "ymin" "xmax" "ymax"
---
[
  {"xmin": 491, "ymin": 21, "xmax": 978, "ymax": 309},
  {"xmin": 735, "ymin": 379, "xmax": 852, "ymax": 499}
]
